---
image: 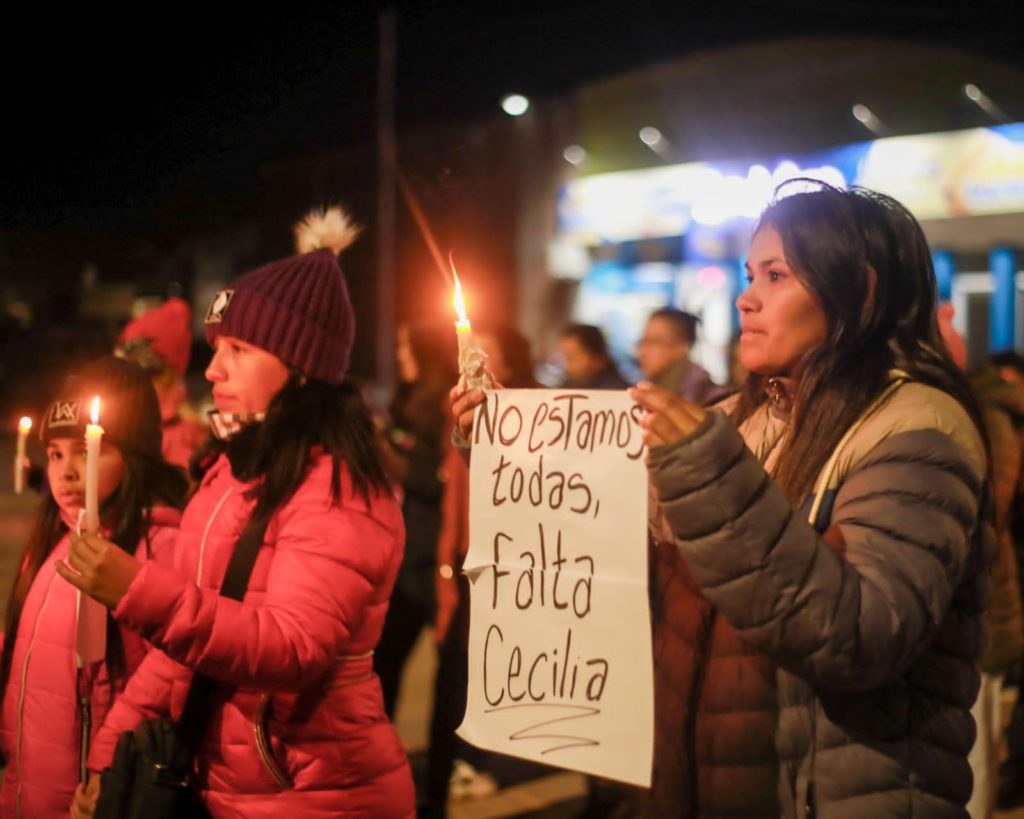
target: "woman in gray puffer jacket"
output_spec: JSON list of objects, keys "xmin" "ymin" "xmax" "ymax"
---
[{"xmin": 632, "ymin": 183, "xmax": 991, "ymax": 818}]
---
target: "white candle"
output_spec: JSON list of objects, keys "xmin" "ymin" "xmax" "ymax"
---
[
  {"xmin": 452, "ymin": 269, "xmax": 491, "ymax": 391},
  {"xmin": 84, "ymin": 397, "xmax": 103, "ymax": 535},
  {"xmin": 14, "ymin": 416, "xmax": 31, "ymax": 495},
  {"xmin": 78, "ymin": 396, "xmax": 107, "ymax": 666},
  {"xmin": 456, "ymin": 318, "xmax": 472, "ymax": 367}
]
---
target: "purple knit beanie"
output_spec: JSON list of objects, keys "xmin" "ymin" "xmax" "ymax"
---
[{"xmin": 205, "ymin": 207, "xmax": 361, "ymax": 384}]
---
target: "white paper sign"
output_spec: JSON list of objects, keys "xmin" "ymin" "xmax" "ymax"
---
[{"xmin": 458, "ymin": 389, "xmax": 653, "ymax": 787}]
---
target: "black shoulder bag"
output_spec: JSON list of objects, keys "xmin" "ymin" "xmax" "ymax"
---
[{"xmin": 94, "ymin": 515, "xmax": 269, "ymax": 819}]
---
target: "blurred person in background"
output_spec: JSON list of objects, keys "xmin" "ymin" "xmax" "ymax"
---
[
  {"xmin": 939, "ymin": 304, "xmax": 1024, "ymax": 818},
  {"xmin": 728, "ymin": 332, "xmax": 748, "ymax": 388},
  {"xmin": 374, "ymin": 321, "xmax": 458, "ymax": 719},
  {"xmin": 478, "ymin": 323, "xmax": 540, "ymax": 390},
  {"xmin": 636, "ymin": 307, "xmax": 715, "ymax": 404},
  {"xmin": 977, "ymin": 350, "xmax": 1024, "ymax": 811},
  {"xmin": 422, "ymin": 323, "xmax": 538, "ymax": 816},
  {"xmin": 558, "ymin": 323, "xmax": 629, "ymax": 389},
  {"xmin": 992, "ymin": 350, "xmax": 1024, "ymax": 389},
  {"xmin": 116, "ymin": 297, "xmax": 207, "ymax": 470}
]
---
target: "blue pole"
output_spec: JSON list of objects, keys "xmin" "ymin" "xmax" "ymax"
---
[
  {"xmin": 732, "ymin": 257, "xmax": 748, "ymax": 335},
  {"xmin": 989, "ymin": 247, "xmax": 1017, "ymax": 352},
  {"xmin": 932, "ymin": 250, "xmax": 955, "ymax": 303}
]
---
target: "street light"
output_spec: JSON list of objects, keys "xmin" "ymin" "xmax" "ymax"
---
[
  {"xmin": 639, "ymin": 126, "xmax": 671, "ymax": 160},
  {"xmin": 563, "ymin": 145, "xmax": 586, "ymax": 166},
  {"xmin": 639, "ymin": 126, "xmax": 662, "ymax": 147},
  {"xmin": 852, "ymin": 104, "xmax": 886, "ymax": 136},
  {"xmin": 964, "ymin": 83, "xmax": 1008, "ymax": 123},
  {"xmin": 501, "ymin": 94, "xmax": 530, "ymax": 116}
]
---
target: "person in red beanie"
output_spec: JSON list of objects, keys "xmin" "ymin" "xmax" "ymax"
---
[
  {"xmin": 61, "ymin": 207, "xmax": 415, "ymax": 819},
  {"xmin": 116, "ymin": 297, "xmax": 207, "ymax": 470},
  {"xmin": 0, "ymin": 356, "xmax": 188, "ymax": 819}
]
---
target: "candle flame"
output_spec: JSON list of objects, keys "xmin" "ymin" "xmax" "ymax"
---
[
  {"xmin": 90, "ymin": 397, "xmax": 100, "ymax": 425},
  {"xmin": 451, "ymin": 257, "xmax": 469, "ymax": 325},
  {"xmin": 18, "ymin": 416, "xmax": 32, "ymax": 432}
]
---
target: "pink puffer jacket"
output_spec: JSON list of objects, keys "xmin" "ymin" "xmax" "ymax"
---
[
  {"xmin": 90, "ymin": 453, "xmax": 415, "ymax": 818},
  {"xmin": 0, "ymin": 507, "xmax": 181, "ymax": 819}
]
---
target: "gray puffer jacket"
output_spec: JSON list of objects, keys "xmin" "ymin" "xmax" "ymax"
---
[{"xmin": 649, "ymin": 381, "xmax": 990, "ymax": 818}]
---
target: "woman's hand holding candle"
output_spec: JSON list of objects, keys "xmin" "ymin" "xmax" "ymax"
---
[{"xmin": 57, "ymin": 531, "xmax": 141, "ymax": 608}]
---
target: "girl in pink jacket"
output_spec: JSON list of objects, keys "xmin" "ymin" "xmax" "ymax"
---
[
  {"xmin": 0, "ymin": 356, "xmax": 188, "ymax": 819},
  {"xmin": 63, "ymin": 207, "xmax": 415, "ymax": 818}
]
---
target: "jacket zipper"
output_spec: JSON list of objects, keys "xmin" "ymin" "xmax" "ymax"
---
[
  {"xmin": 197, "ymin": 486, "xmax": 234, "ymax": 585},
  {"xmin": 253, "ymin": 693, "xmax": 292, "ymax": 789},
  {"xmin": 15, "ymin": 574, "xmax": 58, "ymax": 819},
  {"xmin": 251, "ymin": 660, "xmax": 375, "ymax": 791}
]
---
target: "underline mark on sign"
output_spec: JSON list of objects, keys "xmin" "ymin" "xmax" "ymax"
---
[{"xmin": 484, "ymin": 703, "xmax": 601, "ymax": 755}]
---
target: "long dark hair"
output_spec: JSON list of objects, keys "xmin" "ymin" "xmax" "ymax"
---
[
  {"xmin": 733, "ymin": 182, "xmax": 987, "ymax": 504},
  {"xmin": 195, "ymin": 376, "xmax": 390, "ymax": 521},
  {"xmin": 482, "ymin": 323, "xmax": 539, "ymax": 388},
  {"xmin": 0, "ymin": 449, "xmax": 189, "ymax": 705}
]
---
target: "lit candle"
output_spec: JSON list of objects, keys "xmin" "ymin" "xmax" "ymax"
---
[
  {"xmin": 14, "ymin": 416, "xmax": 31, "ymax": 495},
  {"xmin": 84, "ymin": 397, "xmax": 103, "ymax": 535},
  {"xmin": 78, "ymin": 395, "xmax": 107, "ymax": 666},
  {"xmin": 451, "ymin": 261, "xmax": 492, "ymax": 391}
]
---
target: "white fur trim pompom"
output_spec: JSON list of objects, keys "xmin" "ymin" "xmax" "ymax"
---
[{"xmin": 294, "ymin": 206, "xmax": 361, "ymax": 255}]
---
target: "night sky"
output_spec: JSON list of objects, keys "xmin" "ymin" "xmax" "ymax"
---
[{"xmin": 1, "ymin": 1, "xmax": 1019, "ymax": 233}]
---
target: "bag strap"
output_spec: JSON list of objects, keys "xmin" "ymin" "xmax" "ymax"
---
[{"xmin": 174, "ymin": 513, "xmax": 270, "ymax": 762}]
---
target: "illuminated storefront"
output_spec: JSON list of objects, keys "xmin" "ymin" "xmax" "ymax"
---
[{"xmin": 553, "ymin": 123, "xmax": 1024, "ymax": 381}]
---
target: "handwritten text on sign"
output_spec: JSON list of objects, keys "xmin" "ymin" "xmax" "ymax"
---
[{"xmin": 458, "ymin": 390, "xmax": 653, "ymax": 787}]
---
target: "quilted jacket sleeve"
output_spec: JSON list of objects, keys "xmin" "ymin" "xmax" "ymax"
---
[
  {"xmin": 87, "ymin": 648, "xmax": 181, "ymax": 771},
  {"xmin": 145, "ymin": 520, "xmax": 179, "ymax": 566},
  {"xmin": 649, "ymin": 410, "xmax": 984, "ymax": 692},
  {"xmin": 111, "ymin": 483, "xmax": 395, "ymax": 691}
]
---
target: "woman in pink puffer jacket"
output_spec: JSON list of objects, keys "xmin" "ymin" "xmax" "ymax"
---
[
  {"xmin": 0, "ymin": 356, "xmax": 188, "ymax": 819},
  {"xmin": 61, "ymin": 207, "xmax": 415, "ymax": 818}
]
